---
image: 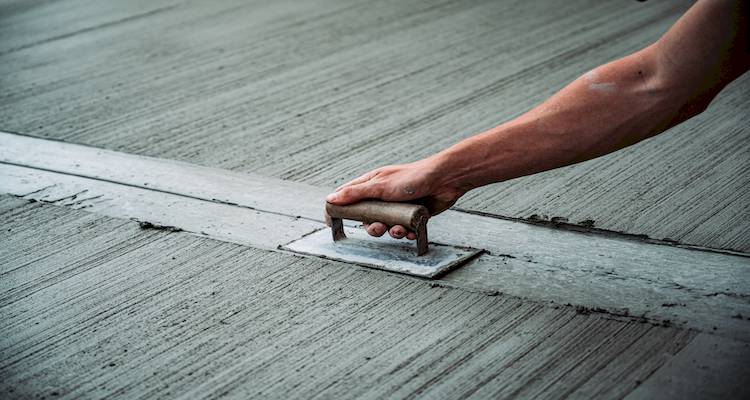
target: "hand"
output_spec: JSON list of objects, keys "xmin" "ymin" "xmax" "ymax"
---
[{"xmin": 325, "ymin": 158, "xmax": 465, "ymax": 239}]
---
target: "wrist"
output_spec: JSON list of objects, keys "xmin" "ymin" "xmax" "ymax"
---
[
  {"xmin": 428, "ymin": 123, "xmax": 518, "ymax": 193},
  {"xmin": 427, "ymin": 148, "xmax": 477, "ymax": 194}
]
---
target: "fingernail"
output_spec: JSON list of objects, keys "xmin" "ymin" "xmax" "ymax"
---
[{"xmin": 326, "ymin": 193, "xmax": 338, "ymax": 202}]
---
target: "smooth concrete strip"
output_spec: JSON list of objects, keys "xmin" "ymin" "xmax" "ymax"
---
[
  {"xmin": 0, "ymin": 131, "xmax": 330, "ymax": 220},
  {"xmin": 0, "ymin": 163, "xmax": 321, "ymax": 250},
  {"xmin": 1, "ymin": 131, "xmax": 749, "ymax": 340},
  {"xmin": 432, "ymin": 212, "xmax": 750, "ymax": 341}
]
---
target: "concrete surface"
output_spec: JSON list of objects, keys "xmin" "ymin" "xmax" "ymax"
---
[
  {"xmin": 2, "ymin": 134, "xmax": 749, "ymax": 340},
  {"xmin": 1, "ymin": 0, "xmax": 748, "ymax": 251},
  {"xmin": 0, "ymin": 196, "xmax": 697, "ymax": 399},
  {"xmin": 1, "ymin": 0, "xmax": 749, "ymax": 398},
  {"xmin": 625, "ymin": 333, "xmax": 750, "ymax": 400}
]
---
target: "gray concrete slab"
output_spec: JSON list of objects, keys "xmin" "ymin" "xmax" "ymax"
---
[
  {"xmin": 1, "ymin": 0, "xmax": 748, "ymax": 398},
  {"xmin": 1, "ymin": 196, "xmax": 700, "ymax": 399},
  {"xmin": 2, "ymin": 0, "xmax": 747, "ymax": 251},
  {"xmin": 2, "ymin": 136, "xmax": 748, "ymax": 340},
  {"xmin": 0, "ymin": 133, "xmax": 750, "ymax": 341},
  {"xmin": 625, "ymin": 334, "xmax": 750, "ymax": 400},
  {"xmin": 0, "ymin": 0, "xmax": 181, "ymax": 55}
]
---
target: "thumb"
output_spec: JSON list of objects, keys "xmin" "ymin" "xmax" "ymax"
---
[
  {"xmin": 326, "ymin": 182, "xmax": 378, "ymax": 205},
  {"xmin": 422, "ymin": 196, "xmax": 456, "ymax": 216}
]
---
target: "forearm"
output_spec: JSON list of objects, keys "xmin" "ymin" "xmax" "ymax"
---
[
  {"xmin": 431, "ymin": 0, "xmax": 749, "ymax": 193},
  {"xmin": 432, "ymin": 46, "xmax": 674, "ymax": 191}
]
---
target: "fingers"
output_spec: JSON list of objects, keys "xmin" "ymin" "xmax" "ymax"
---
[
  {"xmin": 326, "ymin": 181, "xmax": 380, "ymax": 205},
  {"xmin": 335, "ymin": 171, "xmax": 375, "ymax": 192},
  {"xmin": 389, "ymin": 225, "xmax": 407, "ymax": 239},
  {"xmin": 364, "ymin": 222, "xmax": 387, "ymax": 237},
  {"xmin": 363, "ymin": 223, "xmax": 415, "ymax": 240}
]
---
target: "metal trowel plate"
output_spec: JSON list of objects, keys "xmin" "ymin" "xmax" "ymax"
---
[{"xmin": 282, "ymin": 227, "xmax": 483, "ymax": 278}]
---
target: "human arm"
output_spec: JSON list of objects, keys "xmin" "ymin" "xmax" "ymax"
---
[{"xmin": 327, "ymin": 0, "xmax": 750, "ymax": 239}]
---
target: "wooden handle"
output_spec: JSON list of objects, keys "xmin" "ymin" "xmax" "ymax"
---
[
  {"xmin": 325, "ymin": 200, "xmax": 429, "ymax": 229},
  {"xmin": 326, "ymin": 200, "xmax": 431, "ymax": 255}
]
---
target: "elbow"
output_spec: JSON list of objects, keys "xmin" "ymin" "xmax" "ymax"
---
[
  {"xmin": 635, "ymin": 44, "xmax": 716, "ymax": 130},
  {"xmin": 649, "ymin": 37, "xmax": 746, "ymax": 125}
]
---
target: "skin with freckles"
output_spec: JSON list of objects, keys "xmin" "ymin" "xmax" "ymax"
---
[{"xmin": 326, "ymin": 0, "xmax": 750, "ymax": 240}]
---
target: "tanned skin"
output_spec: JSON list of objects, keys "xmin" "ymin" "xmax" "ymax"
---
[{"xmin": 326, "ymin": 0, "xmax": 750, "ymax": 240}]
